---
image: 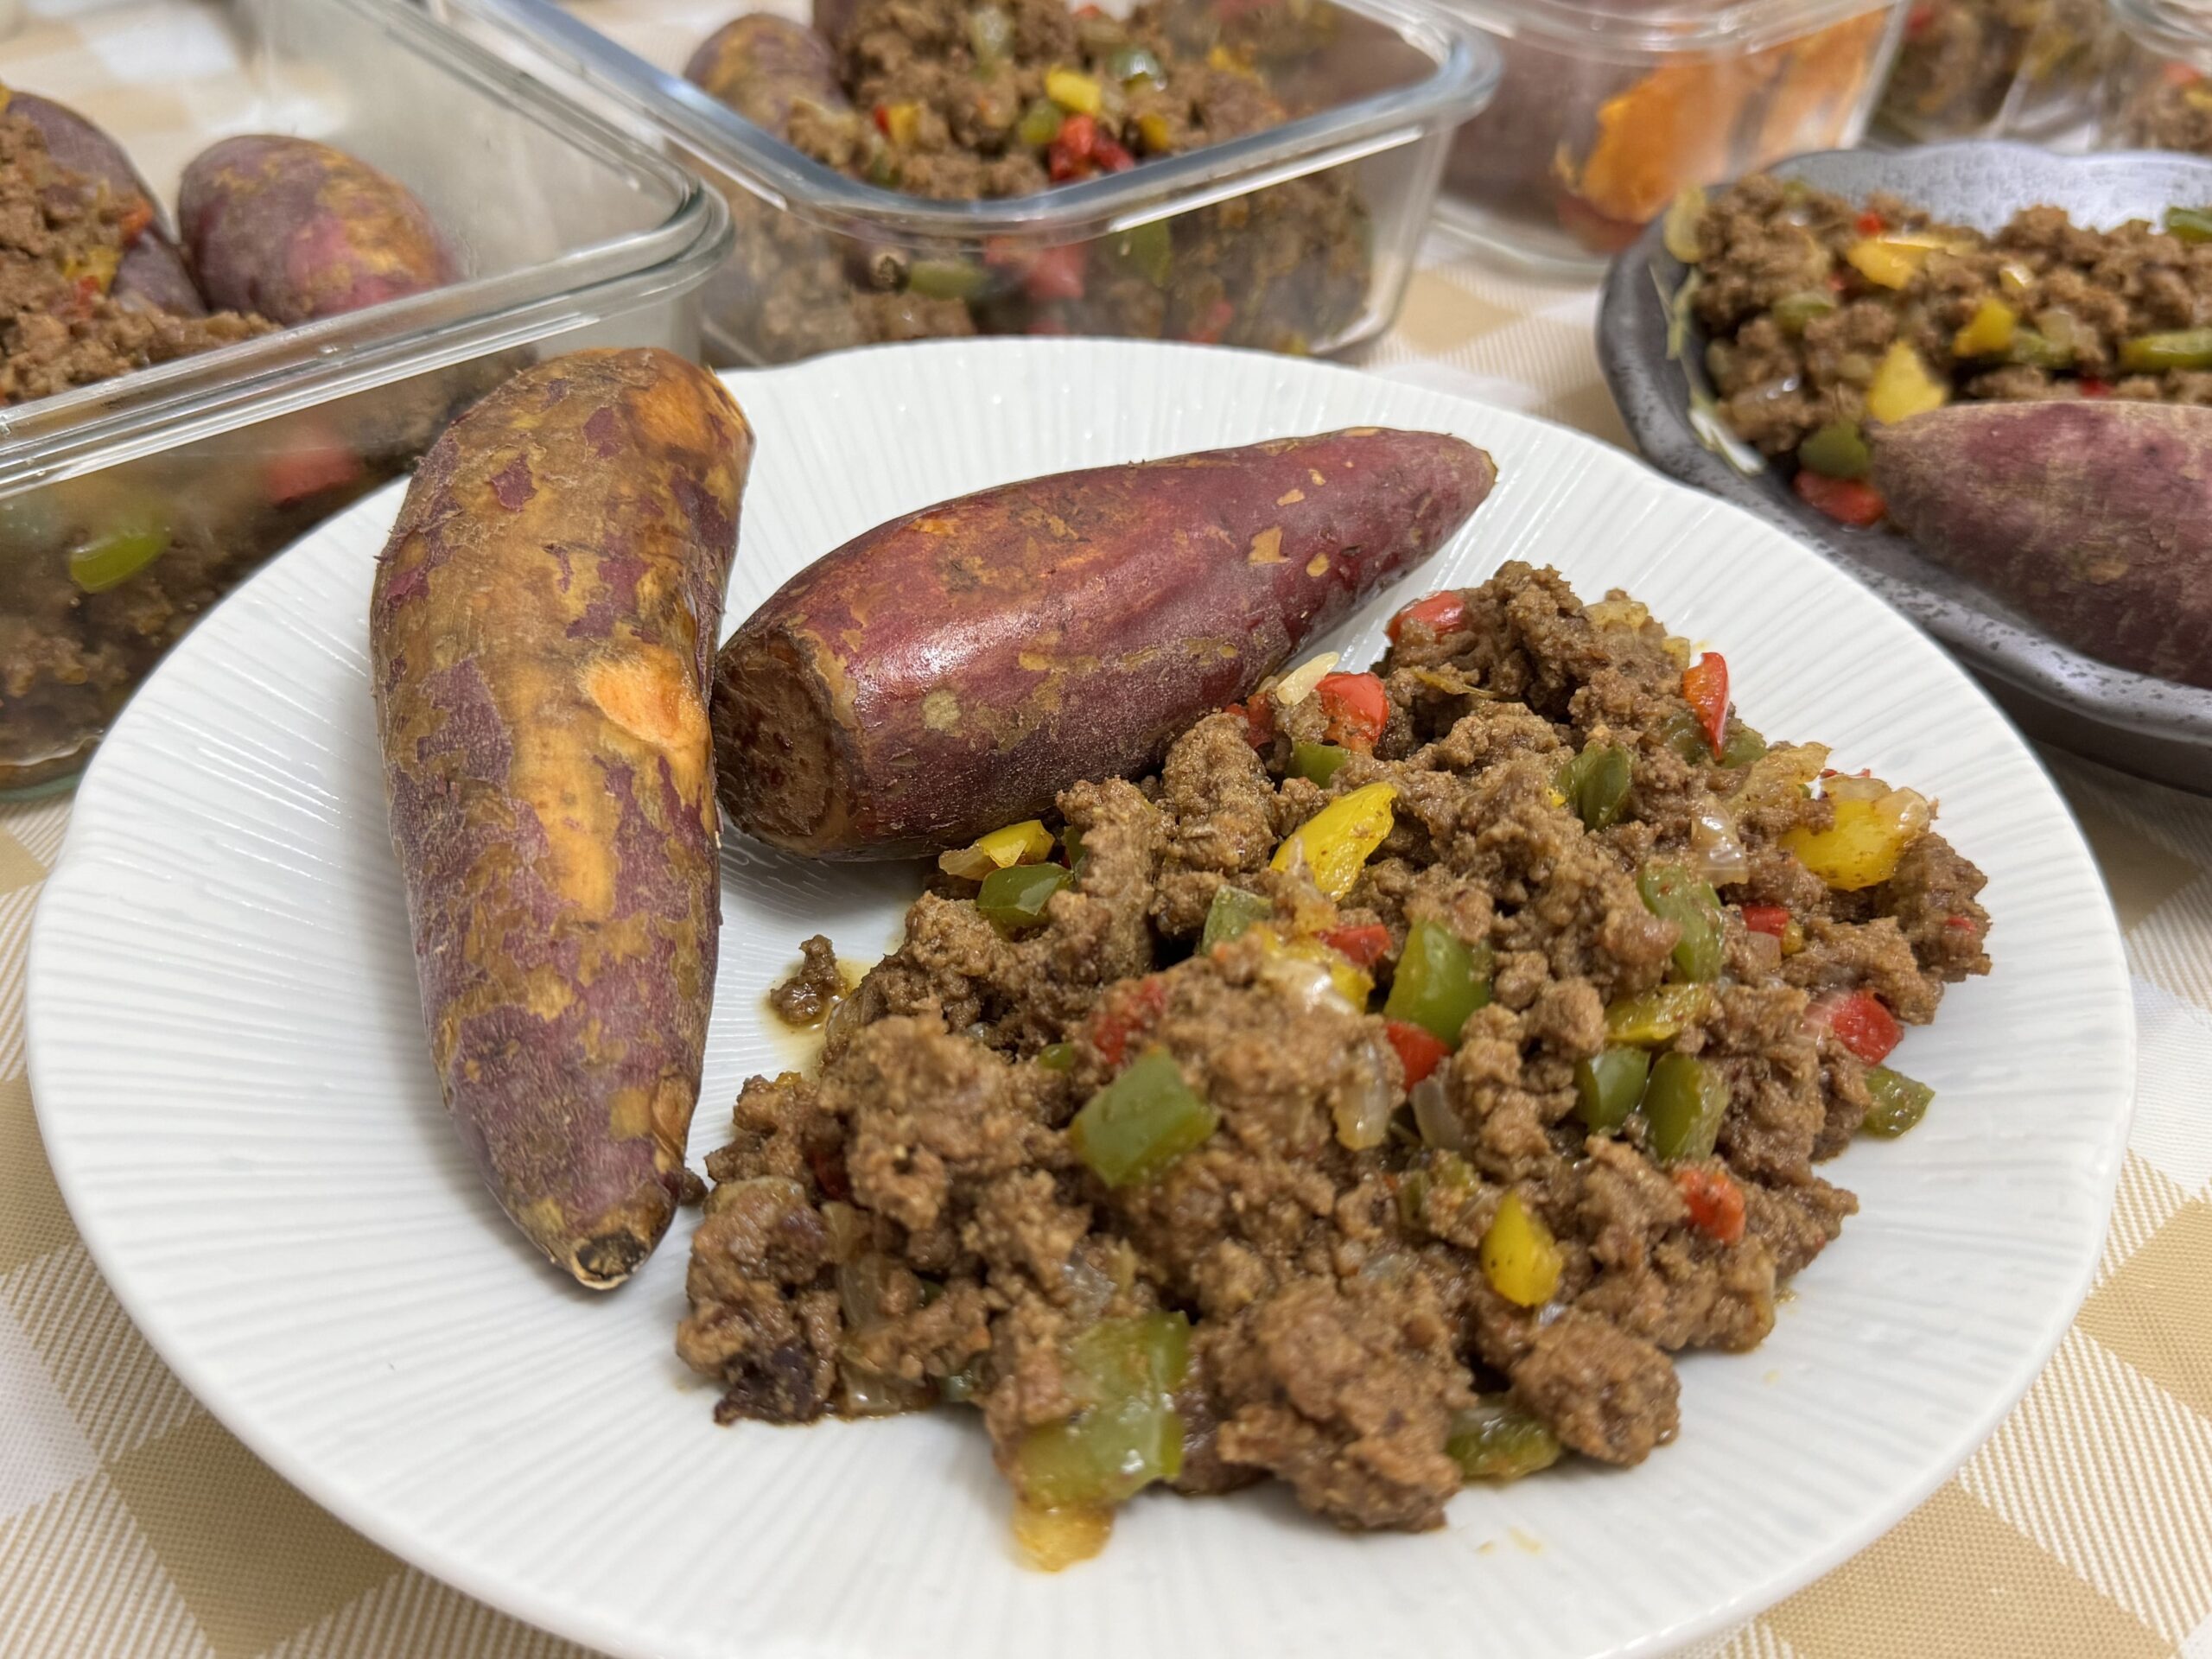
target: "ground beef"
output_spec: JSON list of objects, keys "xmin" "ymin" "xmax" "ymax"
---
[
  {"xmin": 697, "ymin": 0, "xmax": 1370, "ymax": 362},
  {"xmin": 1877, "ymin": 0, "xmax": 2112, "ymax": 139},
  {"xmin": 769, "ymin": 934, "xmax": 847, "ymax": 1027},
  {"xmin": 1689, "ymin": 174, "xmax": 2212, "ymax": 457},
  {"xmin": 681, "ymin": 561, "xmax": 1993, "ymax": 1555},
  {"xmin": 2111, "ymin": 65, "xmax": 2212, "ymax": 155}
]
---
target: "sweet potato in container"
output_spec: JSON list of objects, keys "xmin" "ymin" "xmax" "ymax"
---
[
  {"xmin": 1870, "ymin": 400, "xmax": 2212, "ymax": 690},
  {"xmin": 714, "ymin": 427, "xmax": 1495, "ymax": 857},
  {"xmin": 372, "ymin": 349, "xmax": 753, "ymax": 1287}
]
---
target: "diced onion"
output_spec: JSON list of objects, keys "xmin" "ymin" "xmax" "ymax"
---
[
  {"xmin": 1332, "ymin": 1033, "xmax": 1396, "ymax": 1151},
  {"xmin": 1270, "ymin": 651, "xmax": 1339, "ymax": 709},
  {"xmin": 1689, "ymin": 804, "xmax": 1749, "ymax": 886},
  {"xmin": 1410, "ymin": 1074, "xmax": 1469, "ymax": 1152}
]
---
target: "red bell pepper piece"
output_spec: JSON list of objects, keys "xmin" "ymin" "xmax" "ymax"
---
[
  {"xmin": 1793, "ymin": 468, "xmax": 1887, "ymax": 527},
  {"xmin": 1808, "ymin": 989, "xmax": 1903, "ymax": 1065},
  {"xmin": 1384, "ymin": 1019, "xmax": 1451, "ymax": 1086},
  {"xmin": 1741, "ymin": 904, "xmax": 1791, "ymax": 939},
  {"xmin": 1223, "ymin": 696, "xmax": 1271, "ymax": 748},
  {"xmin": 1855, "ymin": 209, "xmax": 1887, "ymax": 236},
  {"xmin": 1680, "ymin": 652, "xmax": 1729, "ymax": 760},
  {"xmin": 1092, "ymin": 137, "xmax": 1135, "ymax": 173},
  {"xmin": 264, "ymin": 428, "xmax": 365, "ymax": 505},
  {"xmin": 1386, "ymin": 589, "xmax": 1467, "ymax": 644},
  {"xmin": 1182, "ymin": 296, "xmax": 1234, "ymax": 344},
  {"xmin": 1025, "ymin": 243, "xmax": 1086, "ymax": 301},
  {"xmin": 2080, "ymin": 378, "xmax": 2112, "ymax": 398},
  {"xmin": 1089, "ymin": 976, "xmax": 1168, "ymax": 1070},
  {"xmin": 1321, "ymin": 924, "xmax": 1390, "ymax": 970},
  {"xmin": 1674, "ymin": 1166, "xmax": 1746, "ymax": 1245},
  {"xmin": 1316, "ymin": 671, "xmax": 1388, "ymax": 751}
]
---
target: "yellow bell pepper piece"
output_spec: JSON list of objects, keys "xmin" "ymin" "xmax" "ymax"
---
[
  {"xmin": 938, "ymin": 817, "xmax": 1055, "ymax": 880},
  {"xmin": 1270, "ymin": 781, "xmax": 1397, "ymax": 901},
  {"xmin": 1843, "ymin": 231, "xmax": 1960, "ymax": 289},
  {"xmin": 1136, "ymin": 111, "xmax": 1173, "ymax": 154},
  {"xmin": 1866, "ymin": 341, "xmax": 1948, "ymax": 424},
  {"xmin": 1951, "ymin": 297, "xmax": 2018, "ymax": 359},
  {"xmin": 1480, "ymin": 1192, "xmax": 1562, "ymax": 1308},
  {"xmin": 1281, "ymin": 934, "xmax": 1374, "ymax": 1012},
  {"xmin": 1783, "ymin": 778, "xmax": 1931, "ymax": 891},
  {"xmin": 880, "ymin": 100, "xmax": 921, "ymax": 147},
  {"xmin": 1045, "ymin": 67, "xmax": 1102, "ymax": 115}
]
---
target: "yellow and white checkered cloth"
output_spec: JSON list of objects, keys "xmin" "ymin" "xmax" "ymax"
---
[{"xmin": 3, "ymin": 3, "xmax": 2210, "ymax": 1654}]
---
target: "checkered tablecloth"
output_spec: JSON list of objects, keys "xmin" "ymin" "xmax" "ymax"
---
[{"xmin": 4, "ymin": 3, "xmax": 2212, "ymax": 1656}]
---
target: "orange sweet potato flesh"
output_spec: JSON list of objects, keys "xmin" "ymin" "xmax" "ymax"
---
[
  {"xmin": 1871, "ymin": 401, "xmax": 2212, "ymax": 690},
  {"xmin": 370, "ymin": 349, "xmax": 753, "ymax": 1287},
  {"xmin": 714, "ymin": 428, "xmax": 1495, "ymax": 858}
]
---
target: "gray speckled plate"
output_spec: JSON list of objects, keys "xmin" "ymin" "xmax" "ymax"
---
[{"xmin": 1599, "ymin": 143, "xmax": 2212, "ymax": 794}]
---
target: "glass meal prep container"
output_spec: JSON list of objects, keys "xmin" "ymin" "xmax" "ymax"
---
[
  {"xmin": 1877, "ymin": 0, "xmax": 2117, "ymax": 141},
  {"xmin": 2100, "ymin": 0, "xmax": 2212, "ymax": 153},
  {"xmin": 432, "ymin": 0, "xmax": 1498, "ymax": 364},
  {"xmin": 1435, "ymin": 0, "xmax": 1907, "ymax": 274},
  {"xmin": 0, "ymin": 0, "xmax": 728, "ymax": 796}
]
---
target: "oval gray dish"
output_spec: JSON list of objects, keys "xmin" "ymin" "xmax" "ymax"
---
[{"xmin": 1599, "ymin": 143, "xmax": 2212, "ymax": 794}]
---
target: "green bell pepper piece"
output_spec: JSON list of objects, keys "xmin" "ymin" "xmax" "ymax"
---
[
  {"xmin": 1770, "ymin": 289, "xmax": 1837, "ymax": 334},
  {"xmin": 1860, "ymin": 1063, "xmax": 1934, "ymax": 1137},
  {"xmin": 906, "ymin": 258, "xmax": 988, "ymax": 301},
  {"xmin": 1201, "ymin": 884, "xmax": 1272, "ymax": 950},
  {"xmin": 67, "ymin": 512, "xmax": 169, "ymax": 594},
  {"xmin": 1290, "ymin": 741, "xmax": 1350, "ymax": 785},
  {"xmin": 2120, "ymin": 328, "xmax": 2212, "ymax": 372},
  {"xmin": 1638, "ymin": 862, "xmax": 1725, "ymax": 982},
  {"xmin": 1015, "ymin": 1312, "xmax": 1189, "ymax": 1509},
  {"xmin": 1796, "ymin": 419, "xmax": 1872, "ymax": 480},
  {"xmin": 1036, "ymin": 1041, "xmax": 1077, "ymax": 1072},
  {"xmin": 1447, "ymin": 1396, "xmax": 1563, "ymax": 1481},
  {"xmin": 1069, "ymin": 1046, "xmax": 1217, "ymax": 1186},
  {"xmin": 1574, "ymin": 1046, "xmax": 1652, "ymax": 1131},
  {"xmin": 2165, "ymin": 206, "xmax": 2212, "ymax": 245},
  {"xmin": 1560, "ymin": 742, "xmax": 1632, "ymax": 830},
  {"xmin": 1016, "ymin": 98, "xmax": 1063, "ymax": 148},
  {"xmin": 1382, "ymin": 917, "xmax": 1492, "ymax": 1046},
  {"xmin": 1603, "ymin": 983, "xmax": 1714, "ymax": 1045},
  {"xmin": 1718, "ymin": 722, "xmax": 1767, "ymax": 768},
  {"xmin": 1642, "ymin": 1052, "xmax": 1728, "ymax": 1161},
  {"xmin": 977, "ymin": 861, "xmax": 1072, "ymax": 929}
]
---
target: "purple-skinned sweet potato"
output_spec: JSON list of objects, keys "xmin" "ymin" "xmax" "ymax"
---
[
  {"xmin": 370, "ymin": 348, "xmax": 753, "ymax": 1288},
  {"xmin": 8, "ymin": 92, "xmax": 206, "ymax": 316},
  {"xmin": 713, "ymin": 428, "xmax": 1496, "ymax": 858},
  {"xmin": 178, "ymin": 135, "xmax": 454, "ymax": 326},
  {"xmin": 686, "ymin": 15, "xmax": 848, "ymax": 131},
  {"xmin": 1870, "ymin": 400, "xmax": 2212, "ymax": 690}
]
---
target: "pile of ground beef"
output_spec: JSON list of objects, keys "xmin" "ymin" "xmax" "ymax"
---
[
  {"xmin": 1687, "ymin": 174, "xmax": 2212, "ymax": 457},
  {"xmin": 706, "ymin": 0, "xmax": 1370, "ymax": 361},
  {"xmin": 0, "ymin": 105, "xmax": 268, "ymax": 405},
  {"xmin": 1877, "ymin": 0, "xmax": 2111, "ymax": 137},
  {"xmin": 2111, "ymin": 62, "xmax": 2212, "ymax": 154},
  {"xmin": 677, "ymin": 561, "xmax": 1992, "ymax": 1558}
]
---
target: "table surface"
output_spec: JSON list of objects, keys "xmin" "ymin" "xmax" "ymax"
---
[{"xmin": 5, "ymin": 5, "xmax": 2212, "ymax": 1657}]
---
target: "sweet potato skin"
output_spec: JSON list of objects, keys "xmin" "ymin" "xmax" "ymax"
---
[
  {"xmin": 685, "ymin": 16, "xmax": 848, "ymax": 130},
  {"xmin": 10, "ymin": 94, "xmax": 206, "ymax": 317},
  {"xmin": 178, "ymin": 136, "xmax": 454, "ymax": 326},
  {"xmin": 1872, "ymin": 401, "xmax": 2212, "ymax": 690},
  {"xmin": 371, "ymin": 349, "xmax": 752, "ymax": 1287},
  {"xmin": 715, "ymin": 429, "xmax": 1495, "ymax": 857}
]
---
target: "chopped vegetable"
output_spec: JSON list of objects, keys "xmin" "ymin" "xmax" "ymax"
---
[
  {"xmin": 1448, "ymin": 1397, "xmax": 1562, "ymax": 1481},
  {"xmin": 1382, "ymin": 917, "xmax": 1491, "ymax": 1046},
  {"xmin": 1860, "ymin": 1063, "xmax": 1934, "ymax": 1136},
  {"xmin": 1796, "ymin": 419, "xmax": 1872, "ymax": 480},
  {"xmin": 1385, "ymin": 1018, "xmax": 1451, "ymax": 1086},
  {"xmin": 1088, "ymin": 976, "xmax": 1167, "ymax": 1069},
  {"xmin": 1673, "ymin": 1165, "xmax": 1745, "ymax": 1244},
  {"xmin": 1109, "ymin": 219, "xmax": 1172, "ymax": 288},
  {"xmin": 1321, "ymin": 923, "xmax": 1390, "ymax": 970},
  {"xmin": 1223, "ymin": 698, "xmax": 1269, "ymax": 748},
  {"xmin": 1014, "ymin": 1312, "xmax": 1189, "ymax": 1510},
  {"xmin": 1662, "ymin": 188, "xmax": 1707, "ymax": 264},
  {"xmin": 2120, "ymin": 329, "xmax": 2212, "ymax": 372},
  {"xmin": 1561, "ymin": 742, "xmax": 1632, "ymax": 830},
  {"xmin": 1844, "ymin": 231, "xmax": 1959, "ymax": 289},
  {"xmin": 1017, "ymin": 98, "xmax": 1064, "ymax": 147},
  {"xmin": 1641, "ymin": 1052, "xmax": 1728, "ymax": 1162},
  {"xmin": 1387, "ymin": 589, "xmax": 1467, "ymax": 642},
  {"xmin": 1201, "ymin": 884, "xmax": 1273, "ymax": 950},
  {"xmin": 1024, "ymin": 242, "xmax": 1086, "ymax": 301},
  {"xmin": 1270, "ymin": 781, "xmax": 1398, "ymax": 900},
  {"xmin": 1681, "ymin": 653, "xmax": 1728, "ymax": 759},
  {"xmin": 1655, "ymin": 707, "xmax": 1709, "ymax": 764},
  {"xmin": 976, "ymin": 861, "xmax": 1073, "ymax": 929},
  {"xmin": 1783, "ymin": 776, "xmax": 1930, "ymax": 890},
  {"xmin": 1135, "ymin": 111, "xmax": 1173, "ymax": 154},
  {"xmin": 263, "ymin": 429, "xmax": 364, "ymax": 505},
  {"xmin": 1316, "ymin": 671, "xmax": 1388, "ymax": 750},
  {"xmin": 1107, "ymin": 44, "xmax": 1163, "ymax": 83},
  {"xmin": 1638, "ymin": 862, "xmax": 1725, "ymax": 980},
  {"xmin": 1395, "ymin": 1147, "xmax": 1472, "ymax": 1229},
  {"xmin": 2005, "ymin": 327, "xmax": 2072, "ymax": 370},
  {"xmin": 1011, "ymin": 1500, "xmax": 1109, "ymax": 1570},
  {"xmin": 1068, "ymin": 1046, "xmax": 1217, "ymax": 1186},
  {"xmin": 968, "ymin": 5, "xmax": 1013, "ymax": 63},
  {"xmin": 1718, "ymin": 722, "xmax": 1767, "ymax": 768},
  {"xmin": 1271, "ymin": 650, "xmax": 1339, "ymax": 709},
  {"xmin": 2165, "ymin": 206, "xmax": 2212, "ymax": 245},
  {"xmin": 1037, "ymin": 1041, "xmax": 1077, "ymax": 1071},
  {"xmin": 1866, "ymin": 341, "xmax": 1948, "ymax": 424},
  {"xmin": 1574, "ymin": 1046, "xmax": 1651, "ymax": 1132},
  {"xmin": 1604, "ymin": 983, "xmax": 1713, "ymax": 1044},
  {"xmin": 1045, "ymin": 67, "xmax": 1103, "ymax": 114},
  {"xmin": 874, "ymin": 100, "xmax": 921, "ymax": 146},
  {"xmin": 67, "ymin": 512, "xmax": 169, "ymax": 594},
  {"xmin": 1808, "ymin": 988, "xmax": 1901, "ymax": 1064},
  {"xmin": 1951, "ymin": 297, "xmax": 2017, "ymax": 358},
  {"xmin": 940, "ymin": 817, "xmax": 1056, "ymax": 879},
  {"xmin": 906, "ymin": 258, "xmax": 988, "ymax": 301},
  {"xmin": 1479, "ymin": 1191, "xmax": 1562, "ymax": 1307},
  {"xmin": 1740, "ymin": 903, "xmax": 1791, "ymax": 939},
  {"xmin": 1770, "ymin": 289, "xmax": 1837, "ymax": 334},
  {"xmin": 1289, "ymin": 741, "xmax": 1350, "ymax": 785},
  {"xmin": 1793, "ymin": 468, "xmax": 1886, "ymax": 527}
]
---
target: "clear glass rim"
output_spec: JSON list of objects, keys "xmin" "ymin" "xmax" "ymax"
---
[
  {"xmin": 446, "ymin": 0, "xmax": 1501, "ymax": 239},
  {"xmin": 0, "ymin": 0, "xmax": 731, "ymax": 498},
  {"xmin": 1443, "ymin": 0, "xmax": 1904, "ymax": 57},
  {"xmin": 2108, "ymin": 0, "xmax": 2212, "ymax": 56}
]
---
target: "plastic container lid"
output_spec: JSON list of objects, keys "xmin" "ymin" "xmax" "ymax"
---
[
  {"xmin": 1445, "ymin": 0, "xmax": 1902, "ymax": 58},
  {"xmin": 2110, "ymin": 0, "xmax": 2212, "ymax": 55}
]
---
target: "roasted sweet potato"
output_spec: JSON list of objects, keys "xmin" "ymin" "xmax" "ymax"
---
[
  {"xmin": 1871, "ymin": 401, "xmax": 2212, "ymax": 689},
  {"xmin": 686, "ymin": 15, "xmax": 848, "ymax": 130},
  {"xmin": 9, "ymin": 92, "xmax": 205, "ymax": 317},
  {"xmin": 371, "ymin": 349, "xmax": 753, "ymax": 1288},
  {"xmin": 714, "ymin": 429, "xmax": 1495, "ymax": 857},
  {"xmin": 178, "ymin": 136, "xmax": 454, "ymax": 326}
]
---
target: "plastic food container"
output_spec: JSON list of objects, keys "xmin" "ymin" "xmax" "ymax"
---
[
  {"xmin": 1877, "ymin": 0, "xmax": 2117, "ymax": 141},
  {"xmin": 433, "ymin": 0, "xmax": 1497, "ymax": 365},
  {"xmin": 2100, "ymin": 0, "xmax": 2212, "ymax": 153},
  {"xmin": 0, "ymin": 0, "xmax": 728, "ymax": 796},
  {"xmin": 1434, "ymin": 0, "xmax": 1907, "ymax": 274}
]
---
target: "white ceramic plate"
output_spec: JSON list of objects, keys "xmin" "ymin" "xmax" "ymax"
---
[{"xmin": 29, "ymin": 340, "xmax": 2131, "ymax": 1659}]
